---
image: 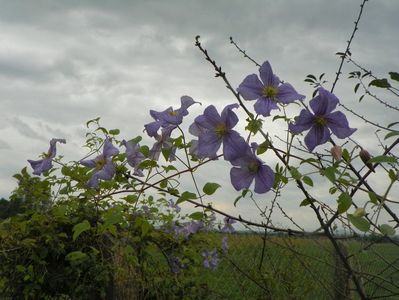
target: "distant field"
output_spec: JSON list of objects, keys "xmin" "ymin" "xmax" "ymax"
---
[{"xmin": 195, "ymin": 233, "xmax": 399, "ymax": 299}]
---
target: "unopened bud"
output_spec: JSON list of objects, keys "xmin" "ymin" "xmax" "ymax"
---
[
  {"xmin": 359, "ymin": 148, "xmax": 375, "ymax": 172},
  {"xmin": 330, "ymin": 145, "xmax": 342, "ymax": 161},
  {"xmin": 353, "ymin": 207, "xmax": 366, "ymax": 217}
]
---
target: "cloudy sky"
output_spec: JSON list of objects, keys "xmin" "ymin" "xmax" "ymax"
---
[{"xmin": 1, "ymin": 0, "xmax": 398, "ymax": 230}]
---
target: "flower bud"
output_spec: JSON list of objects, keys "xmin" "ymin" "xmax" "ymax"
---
[
  {"xmin": 330, "ymin": 145, "xmax": 342, "ymax": 161},
  {"xmin": 359, "ymin": 148, "xmax": 375, "ymax": 172},
  {"xmin": 353, "ymin": 207, "xmax": 366, "ymax": 217}
]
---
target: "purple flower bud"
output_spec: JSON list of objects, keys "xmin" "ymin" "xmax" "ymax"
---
[{"xmin": 330, "ymin": 145, "xmax": 342, "ymax": 161}]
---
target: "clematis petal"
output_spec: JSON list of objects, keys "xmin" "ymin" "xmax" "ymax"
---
[
  {"xmin": 230, "ymin": 166, "xmax": 255, "ymax": 191},
  {"xmin": 221, "ymin": 104, "xmax": 239, "ymax": 130},
  {"xmin": 95, "ymin": 160, "xmax": 115, "ymax": 181},
  {"xmin": 48, "ymin": 138, "xmax": 66, "ymax": 159},
  {"xmin": 103, "ymin": 138, "xmax": 119, "ymax": 157},
  {"xmin": 80, "ymin": 159, "xmax": 97, "ymax": 168},
  {"xmin": 223, "ymin": 131, "xmax": 247, "ymax": 161},
  {"xmin": 304, "ymin": 125, "xmax": 331, "ymax": 152},
  {"xmin": 253, "ymin": 97, "xmax": 278, "ymax": 116},
  {"xmin": 145, "ymin": 121, "xmax": 162, "ymax": 137},
  {"xmin": 199, "ymin": 105, "xmax": 221, "ymax": 129},
  {"xmin": 277, "ymin": 83, "xmax": 305, "ymax": 104},
  {"xmin": 254, "ymin": 164, "xmax": 275, "ymax": 194},
  {"xmin": 259, "ymin": 61, "xmax": 280, "ymax": 87},
  {"xmin": 28, "ymin": 159, "xmax": 52, "ymax": 175},
  {"xmin": 289, "ymin": 109, "xmax": 315, "ymax": 134},
  {"xmin": 237, "ymin": 74, "xmax": 264, "ymax": 100},
  {"xmin": 326, "ymin": 111, "xmax": 357, "ymax": 139},
  {"xmin": 310, "ymin": 88, "xmax": 339, "ymax": 115},
  {"xmin": 197, "ymin": 132, "xmax": 222, "ymax": 159}
]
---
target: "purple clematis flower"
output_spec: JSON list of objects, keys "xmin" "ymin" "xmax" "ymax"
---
[
  {"xmin": 145, "ymin": 96, "xmax": 198, "ymax": 137},
  {"xmin": 201, "ymin": 248, "xmax": 220, "ymax": 270},
  {"xmin": 122, "ymin": 139, "xmax": 145, "ymax": 176},
  {"xmin": 237, "ymin": 61, "xmax": 305, "ymax": 117},
  {"xmin": 289, "ymin": 87, "xmax": 357, "ymax": 152},
  {"xmin": 28, "ymin": 138, "xmax": 66, "ymax": 175},
  {"xmin": 80, "ymin": 138, "xmax": 120, "ymax": 188},
  {"xmin": 230, "ymin": 142, "xmax": 275, "ymax": 194},
  {"xmin": 167, "ymin": 199, "xmax": 181, "ymax": 213},
  {"xmin": 191, "ymin": 104, "xmax": 247, "ymax": 161},
  {"xmin": 221, "ymin": 217, "xmax": 236, "ymax": 233}
]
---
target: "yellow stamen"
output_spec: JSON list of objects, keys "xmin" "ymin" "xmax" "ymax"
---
[{"xmin": 262, "ymin": 85, "xmax": 278, "ymax": 99}]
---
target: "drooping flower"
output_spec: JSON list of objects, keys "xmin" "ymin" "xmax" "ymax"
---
[
  {"xmin": 190, "ymin": 104, "xmax": 247, "ymax": 161},
  {"xmin": 149, "ymin": 126, "xmax": 177, "ymax": 161},
  {"xmin": 28, "ymin": 138, "xmax": 66, "ymax": 175},
  {"xmin": 145, "ymin": 96, "xmax": 198, "ymax": 137},
  {"xmin": 230, "ymin": 142, "xmax": 275, "ymax": 194},
  {"xmin": 201, "ymin": 248, "xmax": 220, "ymax": 270},
  {"xmin": 289, "ymin": 87, "xmax": 356, "ymax": 152},
  {"xmin": 80, "ymin": 138, "xmax": 120, "ymax": 188},
  {"xmin": 237, "ymin": 61, "xmax": 305, "ymax": 117},
  {"xmin": 122, "ymin": 139, "xmax": 145, "ymax": 176},
  {"xmin": 221, "ymin": 217, "xmax": 236, "ymax": 233}
]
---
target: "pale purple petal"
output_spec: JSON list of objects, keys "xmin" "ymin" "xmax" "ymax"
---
[
  {"xmin": 230, "ymin": 167, "xmax": 255, "ymax": 191},
  {"xmin": 200, "ymin": 105, "xmax": 222, "ymax": 129},
  {"xmin": 304, "ymin": 125, "xmax": 331, "ymax": 152},
  {"xmin": 254, "ymin": 165, "xmax": 275, "ymax": 193},
  {"xmin": 145, "ymin": 121, "xmax": 161, "ymax": 137},
  {"xmin": 28, "ymin": 159, "xmax": 52, "ymax": 175},
  {"xmin": 197, "ymin": 132, "xmax": 222, "ymax": 158},
  {"xmin": 237, "ymin": 74, "xmax": 263, "ymax": 100},
  {"xmin": 289, "ymin": 109, "xmax": 315, "ymax": 134},
  {"xmin": 259, "ymin": 61, "xmax": 279, "ymax": 87},
  {"xmin": 223, "ymin": 132, "xmax": 247, "ymax": 161},
  {"xmin": 95, "ymin": 160, "xmax": 115, "ymax": 181},
  {"xmin": 221, "ymin": 104, "xmax": 239, "ymax": 129},
  {"xmin": 254, "ymin": 97, "xmax": 279, "ymax": 116},
  {"xmin": 80, "ymin": 159, "xmax": 97, "ymax": 168},
  {"xmin": 326, "ymin": 111, "xmax": 357, "ymax": 138},
  {"xmin": 310, "ymin": 88, "xmax": 339, "ymax": 115},
  {"xmin": 103, "ymin": 138, "xmax": 119, "ymax": 157},
  {"xmin": 48, "ymin": 138, "xmax": 66, "ymax": 158},
  {"xmin": 277, "ymin": 83, "xmax": 305, "ymax": 104}
]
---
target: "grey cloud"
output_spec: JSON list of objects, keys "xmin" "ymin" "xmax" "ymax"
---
[{"xmin": 10, "ymin": 117, "xmax": 47, "ymax": 142}]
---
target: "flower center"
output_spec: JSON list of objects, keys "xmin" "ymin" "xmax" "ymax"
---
[
  {"xmin": 262, "ymin": 85, "xmax": 278, "ymax": 99},
  {"xmin": 168, "ymin": 110, "xmax": 178, "ymax": 116},
  {"xmin": 315, "ymin": 116, "xmax": 327, "ymax": 126},
  {"xmin": 247, "ymin": 160, "xmax": 259, "ymax": 173},
  {"xmin": 95, "ymin": 158, "xmax": 106, "ymax": 170},
  {"xmin": 215, "ymin": 124, "xmax": 227, "ymax": 137}
]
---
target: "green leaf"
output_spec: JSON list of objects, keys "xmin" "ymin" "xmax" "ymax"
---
[
  {"xmin": 384, "ymin": 131, "xmax": 399, "ymax": 140},
  {"xmin": 379, "ymin": 224, "xmax": 396, "ymax": 236},
  {"xmin": 203, "ymin": 182, "xmax": 221, "ymax": 195},
  {"xmin": 321, "ymin": 166, "xmax": 336, "ymax": 183},
  {"xmin": 176, "ymin": 191, "xmax": 197, "ymax": 204},
  {"xmin": 109, "ymin": 129, "xmax": 120, "ymax": 135},
  {"xmin": 389, "ymin": 169, "xmax": 397, "ymax": 181},
  {"xmin": 256, "ymin": 141, "xmax": 269, "ymax": 155},
  {"xmin": 354, "ymin": 83, "xmax": 360, "ymax": 93},
  {"xmin": 388, "ymin": 121, "xmax": 399, "ymax": 129},
  {"xmin": 300, "ymin": 198, "xmax": 314, "ymax": 207},
  {"xmin": 189, "ymin": 212, "xmax": 204, "ymax": 220},
  {"xmin": 65, "ymin": 251, "xmax": 88, "ymax": 263},
  {"xmin": 72, "ymin": 220, "xmax": 91, "ymax": 241},
  {"xmin": 368, "ymin": 192, "xmax": 379, "ymax": 205},
  {"xmin": 306, "ymin": 74, "xmax": 317, "ymax": 80},
  {"xmin": 368, "ymin": 155, "xmax": 397, "ymax": 164},
  {"xmin": 342, "ymin": 148, "xmax": 351, "ymax": 162},
  {"xmin": 389, "ymin": 72, "xmax": 399, "ymax": 82},
  {"xmin": 369, "ymin": 78, "xmax": 391, "ymax": 88},
  {"xmin": 290, "ymin": 167, "xmax": 302, "ymax": 180},
  {"xmin": 337, "ymin": 192, "xmax": 352, "ymax": 214},
  {"xmin": 348, "ymin": 214, "xmax": 370, "ymax": 232},
  {"xmin": 302, "ymin": 176, "xmax": 313, "ymax": 187}
]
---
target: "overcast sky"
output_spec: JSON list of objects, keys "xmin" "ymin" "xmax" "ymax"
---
[{"xmin": 1, "ymin": 0, "xmax": 398, "ymax": 230}]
